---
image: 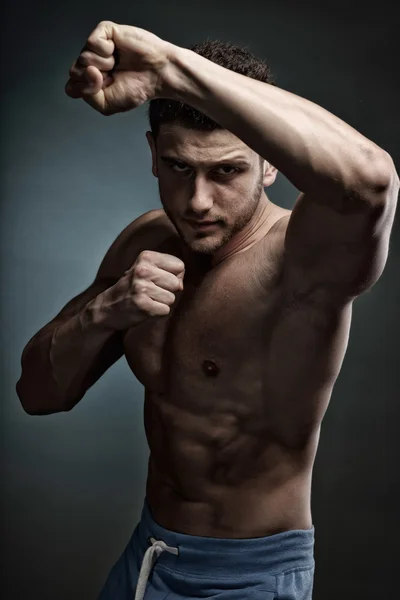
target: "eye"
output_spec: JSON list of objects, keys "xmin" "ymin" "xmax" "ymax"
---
[
  {"xmin": 171, "ymin": 161, "xmax": 190, "ymax": 173},
  {"xmin": 215, "ymin": 165, "xmax": 239, "ymax": 176}
]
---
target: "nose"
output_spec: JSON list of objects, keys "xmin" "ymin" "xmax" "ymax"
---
[{"xmin": 187, "ymin": 176, "xmax": 214, "ymax": 214}]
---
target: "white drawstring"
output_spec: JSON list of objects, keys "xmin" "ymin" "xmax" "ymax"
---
[{"xmin": 134, "ymin": 537, "xmax": 179, "ymax": 600}]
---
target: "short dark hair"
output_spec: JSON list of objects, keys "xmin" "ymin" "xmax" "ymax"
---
[{"xmin": 148, "ymin": 40, "xmax": 276, "ymax": 139}]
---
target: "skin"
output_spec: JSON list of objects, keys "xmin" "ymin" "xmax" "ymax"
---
[
  {"xmin": 17, "ymin": 23, "xmax": 399, "ymax": 539},
  {"xmin": 146, "ymin": 125, "xmax": 277, "ymax": 259},
  {"xmin": 128, "ymin": 124, "xmax": 318, "ymax": 536}
]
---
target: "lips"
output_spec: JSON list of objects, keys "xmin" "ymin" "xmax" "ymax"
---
[{"xmin": 187, "ymin": 219, "xmax": 217, "ymax": 226}]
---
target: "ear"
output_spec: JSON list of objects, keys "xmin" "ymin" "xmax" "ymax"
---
[
  {"xmin": 146, "ymin": 131, "xmax": 158, "ymax": 177},
  {"xmin": 261, "ymin": 160, "xmax": 278, "ymax": 188}
]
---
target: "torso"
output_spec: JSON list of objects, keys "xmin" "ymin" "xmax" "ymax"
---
[{"xmin": 122, "ymin": 208, "xmax": 352, "ymax": 538}]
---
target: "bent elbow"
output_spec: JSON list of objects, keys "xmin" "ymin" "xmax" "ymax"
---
[{"xmin": 15, "ymin": 379, "xmax": 72, "ymax": 416}]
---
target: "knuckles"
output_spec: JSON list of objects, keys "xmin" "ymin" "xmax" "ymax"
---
[
  {"xmin": 97, "ymin": 19, "xmax": 115, "ymax": 28},
  {"xmin": 77, "ymin": 53, "xmax": 89, "ymax": 67},
  {"xmin": 87, "ymin": 21, "xmax": 116, "ymax": 48},
  {"xmin": 134, "ymin": 264, "xmax": 151, "ymax": 278},
  {"xmin": 132, "ymin": 281, "xmax": 148, "ymax": 295},
  {"xmin": 133, "ymin": 291, "xmax": 149, "ymax": 308},
  {"xmin": 139, "ymin": 250, "xmax": 154, "ymax": 261}
]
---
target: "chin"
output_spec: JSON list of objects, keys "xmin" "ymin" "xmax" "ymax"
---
[
  {"xmin": 180, "ymin": 229, "xmax": 225, "ymax": 253},
  {"xmin": 186, "ymin": 239, "xmax": 221, "ymax": 255}
]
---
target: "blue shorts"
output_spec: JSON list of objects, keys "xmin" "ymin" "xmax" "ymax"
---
[{"xmin": 98, "ymin": 497, "xmax": 315, "ymax": 600}]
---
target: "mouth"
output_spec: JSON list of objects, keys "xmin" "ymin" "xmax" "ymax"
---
[{"xmin": 186, "ymin": 219, "xmax": 219, "ymax": 230}]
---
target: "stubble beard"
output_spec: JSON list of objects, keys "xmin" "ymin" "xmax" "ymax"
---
[{"xmin": 158, "ymin": 173, "xmax": 265, "ymax": 256}]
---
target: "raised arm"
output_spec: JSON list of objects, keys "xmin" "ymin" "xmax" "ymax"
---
[
  {"xmin": 161, "ymin": 42, "xmax": 398, "ymax": 303},
  {"xmin": 65, "ymin": 22, "xmax": 399, "ymax": 304}
]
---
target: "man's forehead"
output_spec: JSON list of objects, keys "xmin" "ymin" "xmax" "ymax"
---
[{"xmin": 156, "ymin": 124, "xmax": 253, "ymax": 162}]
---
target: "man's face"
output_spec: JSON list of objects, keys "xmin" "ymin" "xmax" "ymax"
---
[{"xmin": 146, "ymin": 124, "xmax": 274, "ymax": 256}]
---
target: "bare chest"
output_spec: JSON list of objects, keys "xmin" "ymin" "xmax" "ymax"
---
[
  {"xmin": 121, "ymin": 225, "xmax": 352, "ymax": 454},
  {"xmin": 122, "ymin": 247, "xmax": 278, "ymax": 400}
]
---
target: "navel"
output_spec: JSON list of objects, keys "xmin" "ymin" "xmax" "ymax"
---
[{"xmin": 202, "ymin": 359, "xmax": 220, "ymax": 377}]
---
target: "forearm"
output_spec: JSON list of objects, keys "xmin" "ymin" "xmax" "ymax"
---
[
  {"xmin": 16, "ymin": 300, "xmax": 120, "ymax": 414},
  {"xmin": 162, "ymin": 45, "xmax": 392, "ymax": 197},
  {"xmin": 50, "ymin": 304, "xmax": 119, "ymax": 405}
]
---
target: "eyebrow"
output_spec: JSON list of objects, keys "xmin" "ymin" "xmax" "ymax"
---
[{"xmin": 160, "ymin": 155, "xmax": 251, "ymax": 167}]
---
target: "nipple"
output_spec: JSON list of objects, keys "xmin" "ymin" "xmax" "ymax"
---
[{"xmin": 202, "ymin": 359, "xmax": 220, "ymax": 377}]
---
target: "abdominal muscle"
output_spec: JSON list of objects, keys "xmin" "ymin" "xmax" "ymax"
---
[
  {"xmin": 143, "ymin": 387, "xmax": 317, "ymax": 538},
  {"xmin": 122, "ymin": 217, "xmax": 332, "ymax": 538}
]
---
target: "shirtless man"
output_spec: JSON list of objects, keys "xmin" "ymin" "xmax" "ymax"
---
[{"xmin": 16, "ymin": 21, "xmax": 398, "ymax": 600}]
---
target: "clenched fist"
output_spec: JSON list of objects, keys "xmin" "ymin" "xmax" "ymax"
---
[
  {"xmin": 96, "ymin": 251, "xmax": 185, "ymax": 331},
  {"xmin": 65, "ymin": 21, "xmax": 173, "ymax": 115}
]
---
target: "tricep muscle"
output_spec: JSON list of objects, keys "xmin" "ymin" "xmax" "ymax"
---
[{"xmin": 283, "ymin": 187, "xmax": 397, "ymax": 302}]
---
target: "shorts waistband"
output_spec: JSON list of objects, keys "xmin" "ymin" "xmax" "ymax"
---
[{"xmin": 134, "ymin": 498, "xmax": 315, "ymax": 577}]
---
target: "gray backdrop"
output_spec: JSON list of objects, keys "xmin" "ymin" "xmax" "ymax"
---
[{"xmin": 2, "ymin": 0, "xmax": 399, "ymax": 598}]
